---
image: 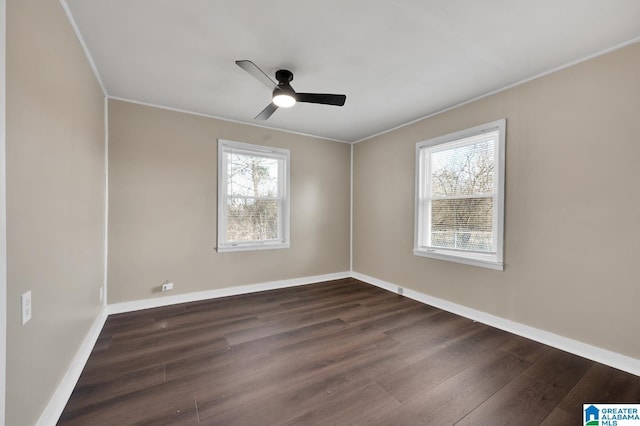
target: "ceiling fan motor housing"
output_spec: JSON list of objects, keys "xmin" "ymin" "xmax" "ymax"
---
[
  {"xmin": 275, "ymin": 69, "xmax": 294, "ymax": 84},
  {"xmin": 273, "ymin": 69, "xmax": 296, "ymax": 104}
]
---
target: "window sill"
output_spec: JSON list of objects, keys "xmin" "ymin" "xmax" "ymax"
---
[
  {"xmin": 413, "ymin": 248, "xmax": 503, "ymax": 271},
  {"xmin": 217, "ymin": 242, "xmax": 290, "ymax": 253}
]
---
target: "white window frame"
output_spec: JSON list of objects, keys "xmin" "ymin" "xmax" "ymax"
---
[
  {"xmin": 414, "ymin": 119, "xmax": 505, "ymax": 271},
  {"xmin": 217, "ymin": 139, "xmax": 290, "ymax": 252}
]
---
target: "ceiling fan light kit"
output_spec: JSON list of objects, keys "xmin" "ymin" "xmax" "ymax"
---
[
  {"xmin": 236, "ymin": 60, "xmax": 346, "ymax": 120},
  {"xmin": 273, "ymin": 87, "xmax": 296, "ymax": 107},
  {"xmin": 273, "ymin": 93, "xmax": 296, "ymax": 108}
]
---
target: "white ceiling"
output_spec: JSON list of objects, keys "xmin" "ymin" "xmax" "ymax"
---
[{"xmin": 64, "ymin": 0, "xmax": 640, "ymax": 143}]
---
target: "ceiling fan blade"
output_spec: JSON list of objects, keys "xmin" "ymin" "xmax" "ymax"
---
[
  {"xmin": 255, "ymin": 103, "xmax": 278, "ymax": 120},
  {"xmin": 236, "ymin": 60, "xmax": 277, "ymax": 90},
  {"xmin": 296, "ymin": 93, "xmax": 346, "ymax": 106}
]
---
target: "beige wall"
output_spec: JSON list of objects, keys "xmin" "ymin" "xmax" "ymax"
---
[
  {"xmin": 107, "ymin": 100, "xmax": 350, "ymax": 303},
  {"xmin": 6, "ymin": 0, "xmax": 105, "ymax": 424},
  {"xmin": 354, "ymin": 42, "xmax": 640, "ymax": 359}
]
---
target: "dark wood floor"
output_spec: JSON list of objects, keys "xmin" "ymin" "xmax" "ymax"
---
[{"xmin": 58, "ymin": 278, "xmax": 640, "ymax": 425}]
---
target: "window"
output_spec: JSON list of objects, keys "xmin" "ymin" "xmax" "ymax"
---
[
  {"xmin": 414, "ymin": 119, "xmax": 505, "ymax": 270},
  {"xmin": 217, "ymin": 140, "xmax": 290, "ymax": 252}
]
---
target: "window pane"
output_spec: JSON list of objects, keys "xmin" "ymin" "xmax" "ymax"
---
[
  {"xmin": 226, "ymin": 198, "xmax": 279, "ymax": 241},
  {"xmin": 227, "ymin": 153, "xmax": 279, "ymax": 197},
  {"xmin": 431, "ymin": 140, "xmax": 495, "ymax": 197},
  {"xmin": 431, "ymin": 198, "xmax": 494, "ymax": 252}
]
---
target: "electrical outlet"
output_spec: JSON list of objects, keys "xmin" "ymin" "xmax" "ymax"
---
[
  {"xmin": 162, "ymin": 281, "xmax": 174, "ymax": 292},
  {"xmin": 99, "ymin": 286, "xmax": 104, "ymax": 302},
  {"xmin": 22, "ymin": 291, "xmax": 32, "ymax": 325}
]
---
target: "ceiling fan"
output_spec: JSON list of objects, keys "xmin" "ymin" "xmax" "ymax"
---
[{"xmin": 236, "ymin": 60, "xmax": 347, "ymax": 120}]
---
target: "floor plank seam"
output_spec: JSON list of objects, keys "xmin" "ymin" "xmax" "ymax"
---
[{"xmin": 194, "ymin": 395, "xmax": 200, "ymax": 423}]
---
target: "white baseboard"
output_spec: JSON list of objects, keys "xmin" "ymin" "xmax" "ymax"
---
[
  {"xmin": 352, "ymin": 271, "xmax": 640, "ymax": 377},
  {"xmin": 41, "ymin": 269, "xmax": 639, "ymax": 426},
  {"xmin": 36, "ymin": 306, "xmax": 109, "ymax": 426},
  {"xmin": 107, "ymin": 271, "xmax": 351, "ymax": 315},
  {"xmin": 40, "ymin": 271, "xmax": 350, "ymax": 424}
]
